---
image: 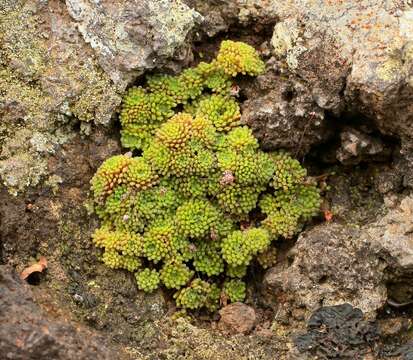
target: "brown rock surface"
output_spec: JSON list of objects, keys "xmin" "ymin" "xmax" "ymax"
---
[
  {"xmin": 241, "ymin": 65, "xmax": 328, "ymax": 155},
  {"xmin": 218, "ymin": 302, "xmax": 257, "ymax": 334},
  {"xmin": 264, "ymin": 223, "xmax": 388, "ymax": 317},
  {"xmin": 269, "ymin": 0, "xmax": 413, "ymax": 154},
  {"xmin": 0, "ymin": 265, "xmax": 122, "ymax": 360}
]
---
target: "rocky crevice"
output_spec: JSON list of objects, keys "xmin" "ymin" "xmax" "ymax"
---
[{"xmin": 1, "ymin": 0, "xmax": 413, "ymax": 359}]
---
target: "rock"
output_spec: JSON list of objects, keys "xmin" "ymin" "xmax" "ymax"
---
[
  {"xmin": 0, "ymin": 1, "xmax": 121, "ymax": 194},
  {"xmin": 241, "ymin": 66, "xmax": 328, "ymax": 154},
  {"xmin": 374, "ymin": 165, "xmax": 404, "ymax": 194},
  {"xmin": 293, "ymin": 304, "xmax": 378, "ymax": 359},
  {"xmin": 156, "ymin": 317, "xmax": 286, "ymax": 359},
  {"xmin": 377, "ymin": 318, "xmax": 411, "ymax": 337},
  {"xmin": 218, "ymin": 303, "xmax": 256, "ymax": 334},
  {"xmin": 324, "ymin": 166, "xmax": 387, "ymax": 225},
  {"xmin": 182, "ymin": 0, "xmax": 238, "ymax": 37},
  {"xmin": 367, "ymin": 195, "xmax": 413, "ymax": 272},
  {"xmin": 267, "ymin": 0, "xmax": 413, "ymax": 151},
  {"xmin": 1, "ymin": 1, "xmax": 122, "ymax": 125},
  {"xmin": 397, "ymin": 342, "xmax": 413, "ymax": 359},
  {"xmin": 66, "ymin": 0, "xmax": 202, "ymax": 86},
  {"xmin": 183, "ymin": 0, "xmax": 278, "ymax": 37},
  {"xmin": 0, "ymin": 0, "xmax": 200, "ymax": 194},
  {"xmin": 336, "ymin": 127, "xmax": 389, "ymax": 165},
  {"xmin": 264, "ymin": 223, "xmax": 387, "ymax": 316},
  {"xmin": 264, "ymin": 194, "xmax": 413, "ymax": 321},
  {"xmin": 0, "ymin": 128, "xmax": 121, "ymax": 266},
  {"xmin": 364, "ymin": 195, "xmax": 413, "ymax": 303},
  {"xmin": 0, "ymin": 265, "xmax": 122, "ymax": 360}
]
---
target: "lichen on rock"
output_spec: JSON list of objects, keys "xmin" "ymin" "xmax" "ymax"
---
[
  {"xmin": 66, "ymin": 0, "xmax": 203, "ymax": 86},
  {"xmin": 0, "ymin": 1, "xmax": 123, "ymax": 194},
  {"xmin": 0, "ymin": 0, "xmax": 202, "ymax": 195},
  {"xmin": 267, "ymin": 0, "xmax": 413, "ymax": 154}
]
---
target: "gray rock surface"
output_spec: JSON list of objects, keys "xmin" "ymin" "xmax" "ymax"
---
[
  {"xmin": 66, "ymin": 0, "xmax": 202, "ymax": 86},
  {"xmin": 241, "ymin": 65, "xmax": 328, "ymax": 154},
  {"xmin": 268, "ymin": 0, "xmax": 413, "ymax": 150},
  {"xmin": 367, "ymin": 195, "xmax": 413, "ymax": 273},
  {"xmin": 0, "ymin": 0, "xmax": 200, "ymax": 194},
  {"xmin": 182, "ymin": 0, "xmax": 239, "ymax": 37},
  {"xmin": 264, "ymin": 223, "xmax": 388, "ymax": 316},
  {"xmin": 293, "ymin": 304, "xmax": 378, "ymax": 359},
  {"xmin": 265, "ymin": 194, "xmax": 413, "ymax": 319},
  {"xmin": 0, "ymin": 0, "xmax": 120, "ymax": 194},
  {"xmin": 336, "ymin": 127, "xmax": 389, "ymax": 165},
  {"xmin": 0, "ymin": 265, "xmax": 121, "ymax": 360}
]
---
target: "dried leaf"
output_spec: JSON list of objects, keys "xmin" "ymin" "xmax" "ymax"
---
[{"xmin": 20, "ymin": 256, "xmax": 48, "ymax": 280}]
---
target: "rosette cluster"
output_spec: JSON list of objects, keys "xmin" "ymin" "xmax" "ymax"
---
[{"xmin": 90, "ymin": 41, "xmax": 320, "ymax": 312}]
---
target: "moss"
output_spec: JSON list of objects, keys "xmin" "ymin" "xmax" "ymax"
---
[{"xmin": 90, "ymin": 40, "xmax": 321, "ymax": 312}]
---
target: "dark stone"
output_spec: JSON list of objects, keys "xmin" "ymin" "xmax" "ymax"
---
[{"xmin": 294, "ymin": 303, "xmax": 378, "ymax": 359}]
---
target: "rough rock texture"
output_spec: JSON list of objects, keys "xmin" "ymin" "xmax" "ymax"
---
[
  {"xmin": 0, "ymin": 265, "xmax": 122, "ymax": 360},
  {"xmin": 289, "ymin": 304, "xmax": 413, "ymax": 359},
  {"xmin": 66, "ymin": 0, "xmax": 202, "ymax": 86},
  {"xmin": 367, "ymin": 195, "xmax": 413, "ymax": 272},
  {"xmin": 0, "ymin": 0, "xmax": 199, "ymax": 194},
  {"xmin": 265, "ymin": 191, "xmax": 413, "ymax": 326},
  {"xmin": 292, "ymin": 304, "xmax": 378, "ymax": 359},
  {"xmin": 324, "ymin": 165, "xmax": 389, "ymax": 225},
  {"xmin": 264, "ymin": 223, "xmax": 388, "ymax": 317},
  {"xmin": 0, "ymin": 0, "xmax": 120, "ymax": 194},
  {"xmin": 182, "ymin": 1, "xmax": 239, "ymax": 37},
  {"xmin": 366, "ymin": 195, "xmax": 413, "ymax": 304},
  {"xmin": 152, "ymin": 317, "xmax": 287, "ymax": 359},
  {"xmin": 268, "ymin": 0, "xmax": 413, "ymax": 152},
  {"xmin": 336, "ymin": 127, "xmax": 390, "ymax": 165},
  {"xmin": 0, "ymin": 128, "xmax": 120, "ymax": 266},
  {"xmin": 218, "ymin": 303, "xmax": 257, "ymax": 334},
  {"xmin": 241, "ymin": 64, "xmax": 329, "ymax": 155},
  {"xmin": 183, "ymin": 0, "xmax": 278, "ymax": 37}
]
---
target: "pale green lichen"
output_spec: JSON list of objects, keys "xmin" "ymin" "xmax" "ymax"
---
[
  {"xmin": 0, "ymin": 1, "xmax": 121, "ymax": 194},
  {"xmin": 376, "ymin": 57, "xmax": 403, "ymax": 82}
]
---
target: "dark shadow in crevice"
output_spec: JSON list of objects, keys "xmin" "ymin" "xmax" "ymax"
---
[
  {"xmin": 303, "ymin": 110, "xmax": 402, "ymax": 173},
  {"xmin": 26, "ymin": 271, "xmax": 43, "ymax": 286}
]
